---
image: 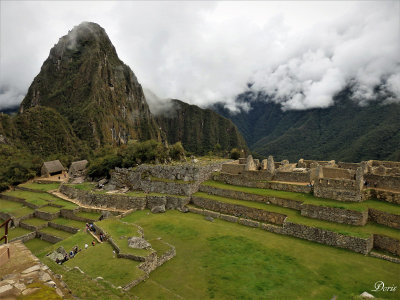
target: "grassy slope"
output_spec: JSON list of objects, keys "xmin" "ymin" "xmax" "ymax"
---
[
  {"xmin": 40, "ymin": 226, "xmax": 74, "ymax": 239},
  {"xmin": 122, "ymin": 210, "xmax": 400, "ymax": 300},
  {"xmin": 0, "ymin": 199, "xmax": 34, "ymax": 217},
  {"xmin": 19, "ymin": 182, "xmax": 61, "ymax": 191}
]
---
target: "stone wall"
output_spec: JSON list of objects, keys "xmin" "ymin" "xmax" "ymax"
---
[
  {"xmin": 371, "ymin": 160, "xmax": 400, "ymax": 169},
  {"xmin": 48, "ymin": 222, "xmax": 79, "ymax": 234},
  {"xmin": 59, "ymin": 209, "xmax": 93, "ymax": 223},
  {"xmin": 19, "ymin": 221, "xmax": 48, "ymax": 231},
  {"xmin": 368, "ymin": 209, "xmax": 400, "ymax": 229},
  {"xmin": 1, "ymin": 212, "xmax": 35, "ymax": 227},
  {"xmin": 60, "ymin": 185, "xmax": 147, "ymax": 211},
  {"xmin": 191, "ymin": 196, "xmax": 286, "ymax": 225},
  {"xmin": 373, "ymin": 234, "xmax": 400, "ymax": 256},
  {"xmin": 34, "ymin": 210, "xmax": 60, "ymax": 221},
  {"xmin": 366, "ymin": 189, "xmax": 400, "ymax": 205},
  {"xmin": 213, "ymin": 173, "xmax": 311, "ymax": 194},
  {"xmin": 337, "ymin": 162, "xmax": 360, "ymax": 170},
  {"xmin": 364, "ymin": 174, "xmax": 400, "ymax": 191},
  {"xmin": 221, "ymin": 162, "xmax": 245, "ymax": 175},
  {"xmin": 199, "ymin": 184, "xmax": 303, "ymax": 210},
  {"xmin": 60, "ymin": 184, "xmax": 189, "ymax": 211},
  {"xmin": 9, "ymin": 231, "xmax": 36, "ymax": 243},
  {"xmin": 300, "ymin": 204, "xmax": 368, "ymax": 226},
  {"xmin": 110, "ymin": 161, "xmax": 225, "ymax": 190},
  {"xmin": 37, "ymin": 231, "xmax": 63, "ymax": 244},
  {"xmin": 322, "ymin": 167, "xmax": 354, "ymax": 180},
  {"xmin": 314, "ymin": 178, "xmax": 362, "ymax": 202},
  {"xmin": 273, "ymin": 171, "xmax": 310, "ymax": 183},
  {"xmin": 282, "ymin": 222, "xmax": 373, "ymax": 254},
  {"xmin": 140, "ymin": 179, "xmax": 198, "ymax": 196}
]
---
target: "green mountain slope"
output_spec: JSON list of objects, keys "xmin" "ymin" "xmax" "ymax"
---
[
  {"xmin": 20, "ymin": 22, "xmax": 160, "ymax": 147},
  {"xmin": 0, "ymin": 106, "xmax": 85, "ymax": 157},
  {"xmin": 213, "ymin": 90, "xmax": 400, "ymax": 162},
  {"xmin": 155, "ymin": 99, "xmax": 248, "ymax": 155}
]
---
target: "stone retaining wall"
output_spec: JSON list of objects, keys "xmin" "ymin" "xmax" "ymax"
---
[
  {"xmin": 60, "ymin": 184, "xmax": 189, "ymax": 211},
  {"xmin": 191, "ymin": 196, "xmax": 286, "ymax": 225},
  {"xmin": 188, "ymin": 205, "xmax": 373, "ymax": 255},
  {"xmin": 60, "ymin": 185, "xmax": 147, "ymax": 211},
  {"xmin": 373, "ymin": 234, "xmax": 400, "ymax": 256},
  {"xmin": 282, "ymin": 222, "xmax": 373, "ymax": 254},
  {"xmin": 9, "ymin": 231, "xmax": 36, "ymax": 243},
  {"xmin": 59, "ymin": 209, "xmax": 93, "ymax": 223},
  {"xmin": 34, "ymin": 210, "xmax": 60, "ymax": 221},
  {"xmin": 19, "ymin": 221, "xmax": 48, "ymax": 231},
  {"xmin": 366, "ymin": 189, "xmax": 400, "ymax": 205},
  {"xmin": 368, "ymin": 209, "xmax": 400, "ymax": 229},
  {"xmin": 300, "ymin": 204, "xmax": 368, "ymax": 226},
  {"xmin": 37, "ymin": 231, "xmax": 63, "ymax": 244},
  {"xmin": 48, "ymin": 222, "xmax": 79, "ymax": 234},
  {"xmin": 221, "ymin": 162, "xmax": 245, "ymax": 175},
  {"xmin": 199, "ymin": 184, "xmax": 302, "ymax": 210}
]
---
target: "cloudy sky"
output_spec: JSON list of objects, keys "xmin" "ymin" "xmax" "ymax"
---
[{"xmin": 0, "ymin": 1, "xmax": 399, "ymax": 112}]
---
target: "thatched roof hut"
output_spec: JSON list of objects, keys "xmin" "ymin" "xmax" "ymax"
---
[
  {"xmin": 68, "ymin": 160, "xmax": 88, "ymax": 176},
  {"xmin": 41, "ymin": 160, "xmax": 65, "ymax": 177}
]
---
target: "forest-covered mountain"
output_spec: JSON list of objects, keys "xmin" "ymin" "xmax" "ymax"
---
[
  {"xmin": 155, "ymin": 99, "xmax": 248, "ymax": 155},
  {"xmin": 213, "ymin": 89, "xmax": 400, "ymax": 162},
  {"xmin": 20, "ymin": 22, "xmax": 161, "ymax": 148}
]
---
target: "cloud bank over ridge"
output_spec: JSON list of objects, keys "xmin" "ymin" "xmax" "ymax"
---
[{"xmin": 0, "ymin": 1, "xmax": 399, "ymax": 111}]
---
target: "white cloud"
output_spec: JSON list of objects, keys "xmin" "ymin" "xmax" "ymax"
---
[{"xmin": 0, "ymin": 1, "xmax": 399, "ymax": 111}]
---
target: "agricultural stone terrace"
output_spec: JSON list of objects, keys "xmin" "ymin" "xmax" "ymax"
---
[{"xmin": 1, "ymin": 158, "xmax": 400, "ymax": 298}]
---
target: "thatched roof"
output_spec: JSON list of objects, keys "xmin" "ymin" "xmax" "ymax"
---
[
  {"xmin": 43, "ymin": 160, "xmax": 65, "ymax": 173},
  {"xmin": 69, "ymin": 160, "xmax": 88, "ymax": 173}
]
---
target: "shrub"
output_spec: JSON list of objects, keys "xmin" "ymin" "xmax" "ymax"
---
[{"xmin": 230, "ymin": 148, "xmax": 241, "ymax": 160}]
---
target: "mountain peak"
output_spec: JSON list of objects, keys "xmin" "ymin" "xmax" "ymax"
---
[{"xmin": 20, "ymin": 22, "xmax": 160, "ymax": 147}]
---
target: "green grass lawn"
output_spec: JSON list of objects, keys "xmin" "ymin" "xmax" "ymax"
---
[
  {"xmin": 36, "ymin": 205, "xmax": 61, "ymax": 213},
  {"xmin": 203, "ymin": 180, "xmax": 400, "ymax": 215},
  {"xmin": 0, "ymin": 199, "xmax": 34, "ymax": 217},
  {"xmin": 96, "ymin": 218, "xmax": 150, "ymax": 257},
  {"xmin": 19, "ymin": 182, "xmax": 61, "ymax": 191},
  {"xmin": 51, "ymin": 217, "xmax": 86, "ymax": 229},
  {"xmin": 40, "ymin": 226, "xmax": 74, "ymax": 239},
  {"xmin": 24, "ymin": 238, "xmax": 53, "ymax": 255},
  {"xmin": 3, "ymin": 190, "xmax": 67, "ymax": 208},
  {"xmin": 75, "ymin": 211, "xmax": 102, "ymax": 220},
  {"xmin": 65, "ymin": 242, "xmax": 145, "ymax": 287},
  {"xmin": 6, "ymin": 227, "xmax": 32, "ymax": 241},
  {"xmin": 194, "ymin": 192, "xmax": 400, "ymax": 240},
  {"xmin": 121, "ymin": 210, "xmax": 400, "ymax": 300},
  {"xmin": 21, "ymin": 217, "xmax": 49, "ymax": 227}
]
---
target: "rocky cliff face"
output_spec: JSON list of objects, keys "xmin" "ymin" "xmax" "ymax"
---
[
  {"xmin": 155, "ymin": 99, "xmax": 248, "ymax": 155},
  {"xmin": 20, "ymin": 22, "xmax": 160, "ymax": 147}
]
